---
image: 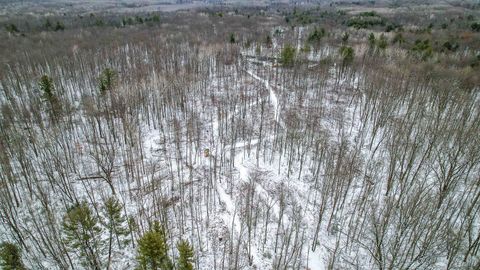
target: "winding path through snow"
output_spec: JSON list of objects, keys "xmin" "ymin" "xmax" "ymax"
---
[
  {"xmin": 244, "ymin": 69, "xmax": 285, "ymax": 129},
  {"xmin": 207, "ymin": 65, "xmax": 325, "ymax": 270},
  {"xmin": 243, "ymin": 67, "xmax": 326, "ymax": 270}
]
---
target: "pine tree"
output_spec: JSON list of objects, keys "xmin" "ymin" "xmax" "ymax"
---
[
  {"xmin": 136, "ymin": 221, "xmax": 173, "ymax": 270},
  {"xmin": 102, "ymin": 197, "xmax": 130, "ymax": 268},
  {"xmin": 103, "ymin": 197, "xmax": 129, "ymax": 246},
  {"xmin": 471, "ymin": 22, "xmax": 480, "ymax": 32},
  {"xmin": 63, "ymin": 202, "xmax": 103, "ymax": 270},
  {"xmin": 307, "ymin": 27, "xmax": 326, "ymax": 45},
  {"xmin": 54, "ymin": 21, "xmax": 65, "ymax": 31},
  {"xmin": 0, "ymin": 242, "xmax": 26, "ymax": 270},
  {"xmin": 368, "ymin": 33, "xmax": 376, "ymax": 48},
  {"xmin": 339, "ymin": 46, "xmax": 354, "ymax": 65},
  {"xmin": 39, "ymin": 75, "xmax": 61, "ymax": 119},
  {"xmin": 99, "ymin": 68, "xmax": 116, "ymax": 95},
  {"xmin": 341, "ymin": 32, "xmax": 349, "ymax": 43},
  {"xmin": 5, "ymin": 24, "xmax": 19, "ymax": 33},
  {"xmin": 39, "ymin": 75, "xmax": 55, "ymax": 102},
  {"xmin": 280, "ymin": 45, "xmax": 296, "ymax": 67},
  {"xmin": 265, "ymin": 35, "xmax": 272, "ymax": 48},
  {"xmin": 128, "ymin": 216, "xmax": 138, "ymax": 247},
  {"xmin": 229, "ymin": 33, "xmax": 236, "ymax": 44},
  {"xmin": 176, "ymin": 240, "xmax": 194, "ymax": 270},
  {"xmin": 377, "ymin": 34, "xmax": 388, "ymax": 50},
  {"xmin": 45, "ymin": 19, "xmax": 52, "ymax": 29}
]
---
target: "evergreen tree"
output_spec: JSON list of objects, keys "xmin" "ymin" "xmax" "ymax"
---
[
  {"xmin": 39, "ymin": 75, "xmax": 55, "ymax": 101},
  {"xmin": 45, "ymin": 19, "xmax": 52, "ymax": 29},
  {"xmin": 39, "ymin": 75, "xmax": 61, "ymax": 119},
  {"xmin": 102, "ymin": 197, "xmax": 130, "ymax": 268},
  {"xmin": 0, "ymin": 242, "xmax": 26, "ymax": 270},
  {"xmin": 411, "ymin": 39, "xmax": 433, "ymax": 60},
  {"xmin": 5, "ymin": 24, "xmax": 19, "ymax": 33},
  {"xmin": 136, "ymin": 221, "xmax": 173, "ymax": 270},
  {"xmin": 63, "ymin": 202, "xmax": 103, "ymax": 270},
  {"xmin": 339, "ymin": 46, "xmax": 355, "ymax": 65},
  {"xmin": 471, "ymin": 22, "xmax": 480, "ymax": 32},
  {"xmin": 54, "ymin": 21, "xmax": 65, "ymax": 31},
  {"xmin": 265, "ymin": 35, "xmax": 272, "ymax": 48},
  {"xmin": 99, "ymin": 68, "xmax": 116, "ymax": 95},
  {"xmin": 307, "ymin": 27, "xmax": 326, "ymax": 44},
  {"xmin": 176, "ymin": 240, "xmax": 194, "ymax": 270},
  {"xmin": 135, "ymin": 16, "xmax": 144, "ymax": 24},
  {"xmin": 368, "ymin": 33, "xmax": 376, "ymax": 48},
  {"xmin": 128, "ymin": 216, "xmax": 139, "ymax": 246},
  {"xmin": 229, "ymin": 33, "xmax": 236, "ymax": 44},
  {"xmin": 95, "ymin": 19, "xmax": 104, "ymax": 27},
  {"xmin": 341, "ymin": 32, "xmax": 349, "ymax": 43},
  {"xmin": 377, "ymin": 34, "xmax": 388, "ymax": 50},
  {"xmin": 280, "ymin": 45, "xmax": 296, "ymax": 67}
]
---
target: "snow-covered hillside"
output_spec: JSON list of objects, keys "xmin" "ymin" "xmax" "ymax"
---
[{"xmin": 1, "ymin": 6, "xmax": 480, "ymax": 270}]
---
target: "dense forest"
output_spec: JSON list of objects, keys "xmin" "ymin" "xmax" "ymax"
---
[{"xmin": 1, "ymin": 1, "xmax": 480, "ymax": 269}]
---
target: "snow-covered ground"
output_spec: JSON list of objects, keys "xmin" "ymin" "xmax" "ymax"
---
[{"xmin": 1, "ymin": 33, "xmax": 479, "ymax": 270}]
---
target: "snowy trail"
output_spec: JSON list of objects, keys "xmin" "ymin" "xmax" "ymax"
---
[
  {"xmin": 208, "ymin": 75, "xmax": 265, "ymax": 268},
  {"xmin": 224, "ymin": 138, "xmax": 259, "ymax": 151},
  {"xmin": 215, "ymin": 177, "xmax": 263, "ymax": 268},
  {"xmin": 208, "ymin": 67, "xmax": 325, "ymax": 270},
  {"xmin": 234, "ymin": 151, "xmax": 326, "ymax": 270},
  {"xmin": 242, "ymin": 68, "xmax": 326, "ymax": 270},
  {"xmin": 297, "ymin": 27, "xmax": 303, "ymax": 52},
  {"xmin": 244, "ymin": 69, "xmax": 285, "ymax": 129},
  {"xmin": 234, "ymin": 155, "xmax": 284, "ymax": 223},
  {"xmin": 215, "ymin": 184, "xmax": 241, "ymax": 234}
]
